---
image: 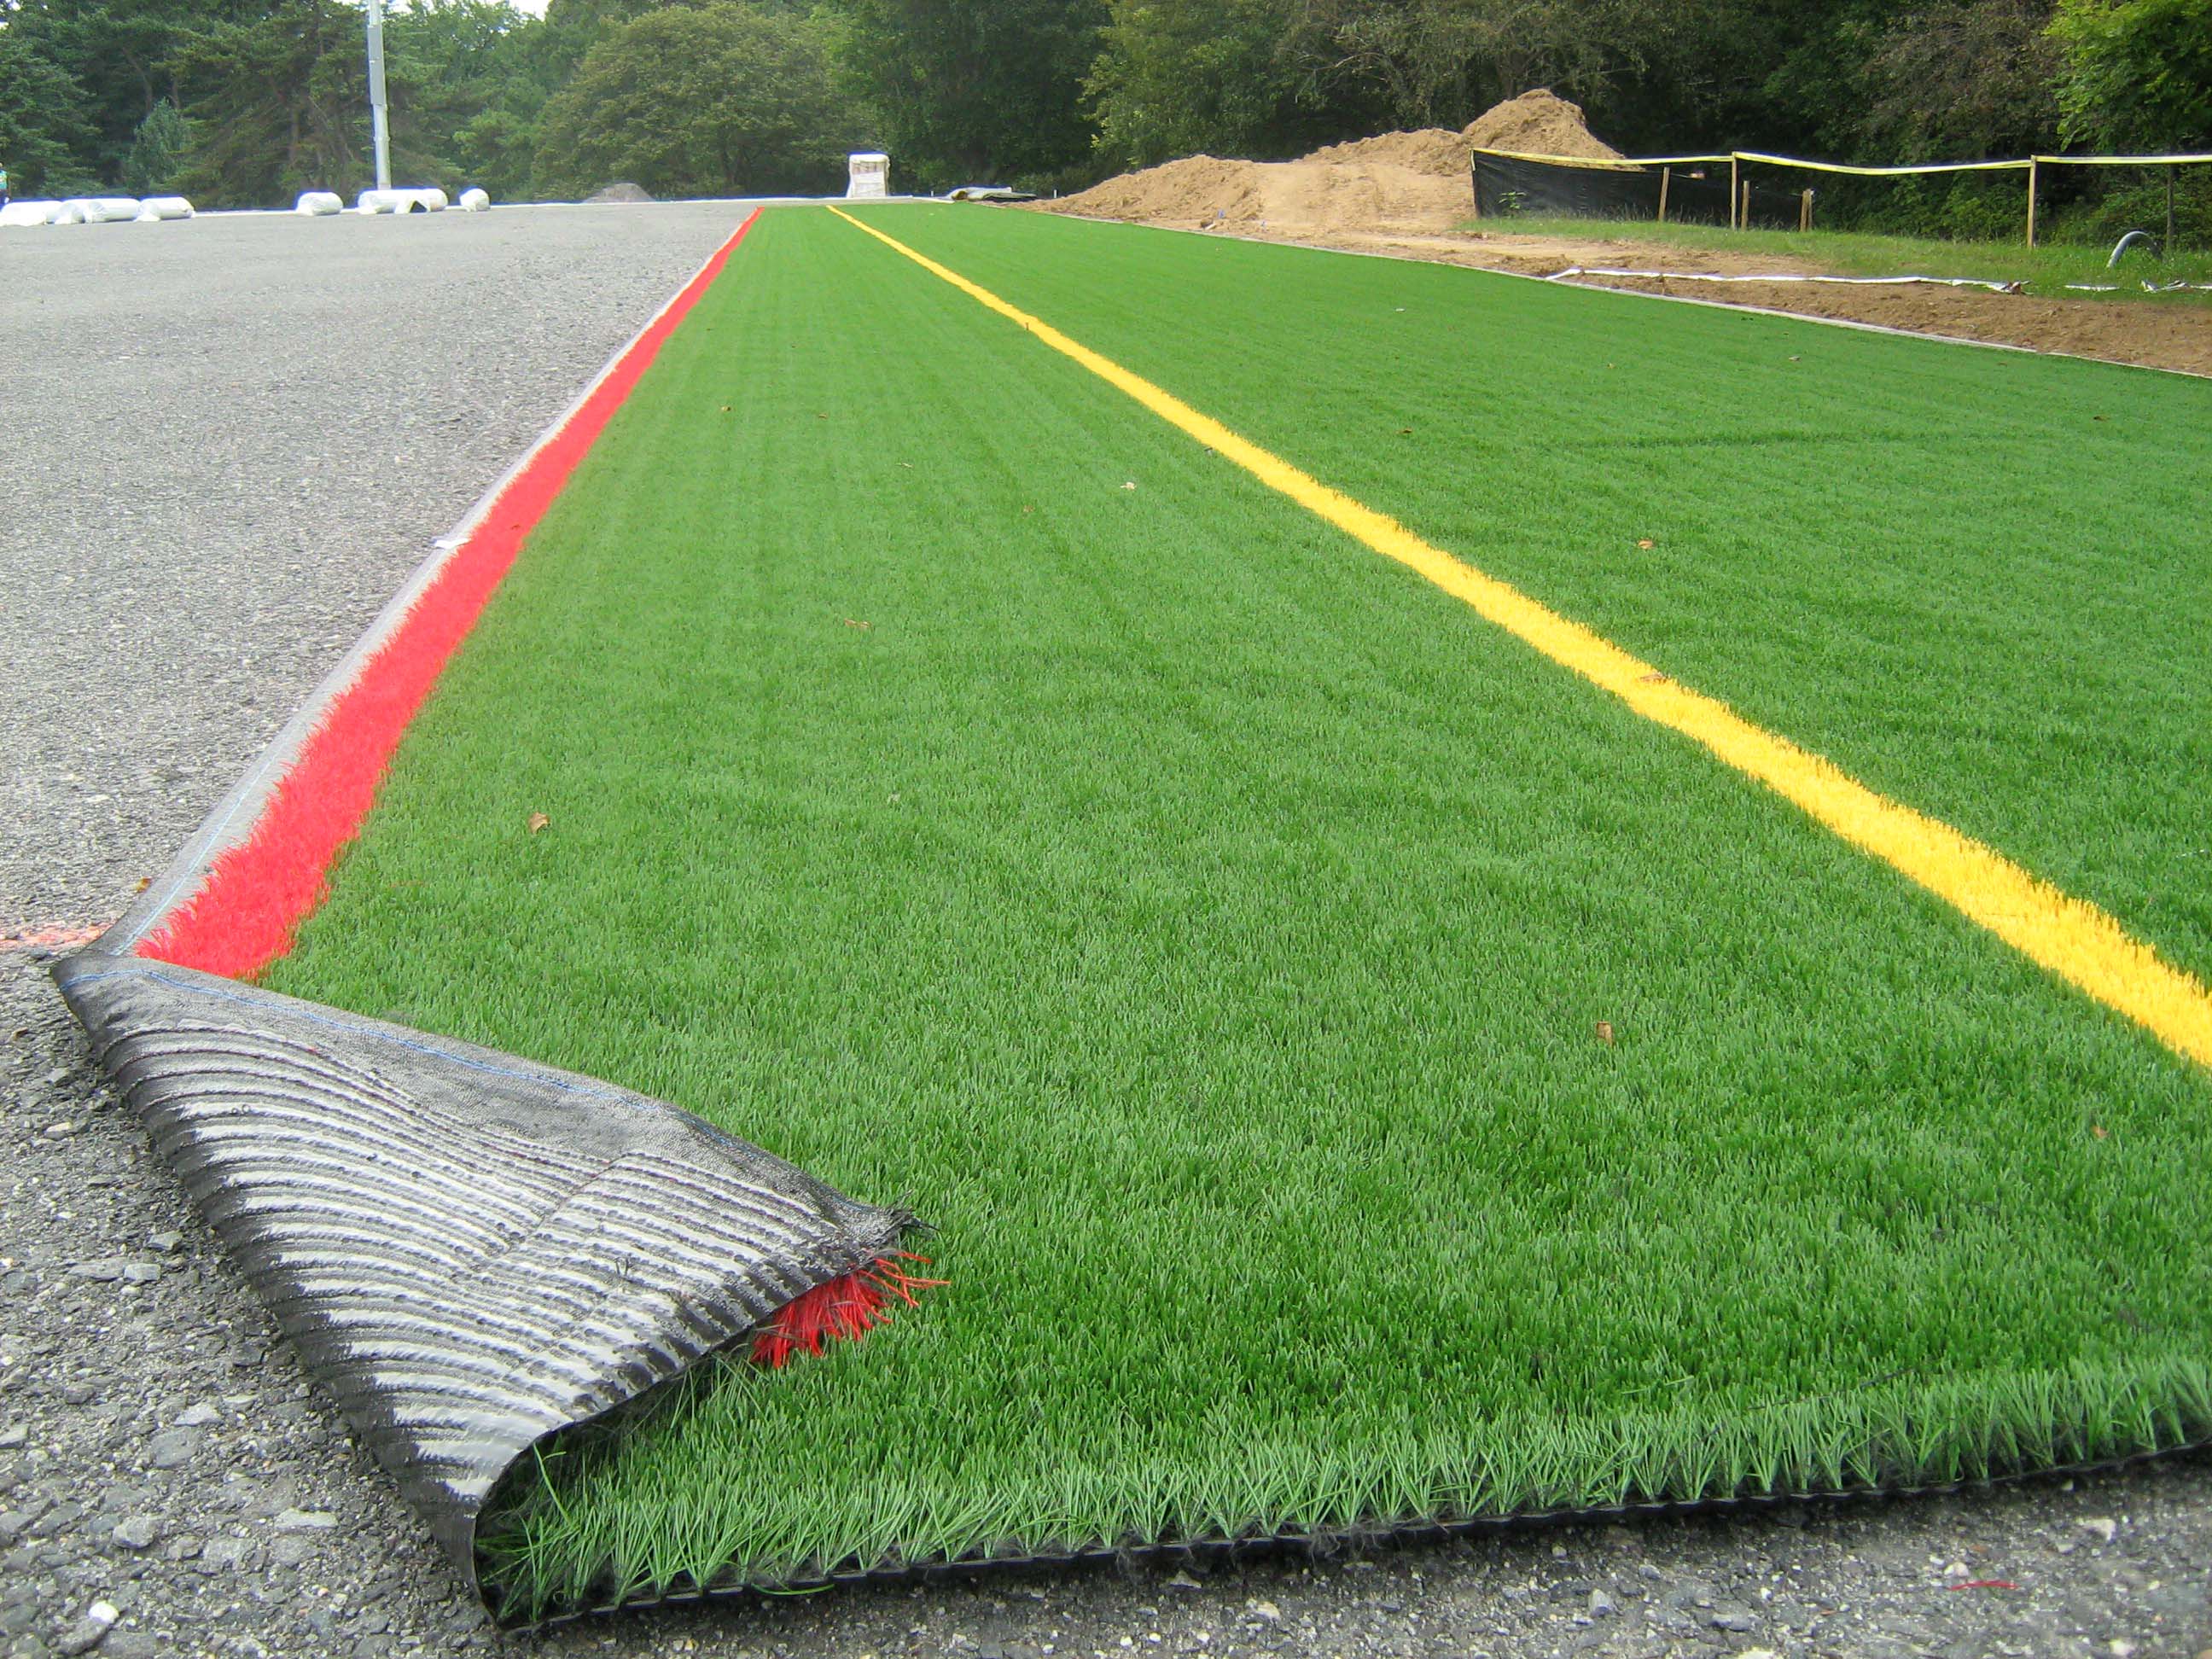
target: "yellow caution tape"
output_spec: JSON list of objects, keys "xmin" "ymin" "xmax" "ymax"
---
[{"xmin": 1731, "ymin": 150, "xmax": 2031, "ymax": 177}]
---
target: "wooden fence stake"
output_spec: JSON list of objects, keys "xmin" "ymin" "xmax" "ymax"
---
[
  {"xmin": 2027, "ymin": 158, "xmax": 2038, "ymax": 247},
  {"xmin": 1730, "ymin": 155, "xmax": 1740, "ymax": 229},
  {"xmin": 1658, "ymin": 166, "xmax": 1670, "ymax": 224}
]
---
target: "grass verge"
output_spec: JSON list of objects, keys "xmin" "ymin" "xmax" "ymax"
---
[{"xmin": 260, "ymin": 206, "xmax": 2212, "ymax": 1612}]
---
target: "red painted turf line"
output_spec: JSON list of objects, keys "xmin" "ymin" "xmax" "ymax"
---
[{"xmin": 142, "ymin": 210, "xmax": 763, "ymax": 981}]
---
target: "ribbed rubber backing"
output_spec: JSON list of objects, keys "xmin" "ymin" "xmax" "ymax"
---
[{"xmin": 53, "ymin": 949, "xmax": 910, "ymax": 1596}]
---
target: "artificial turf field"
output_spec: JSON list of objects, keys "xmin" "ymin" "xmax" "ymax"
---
[{"xmin": 257, "ymin": 204, "xmax": 2212, "ymax": 1609}]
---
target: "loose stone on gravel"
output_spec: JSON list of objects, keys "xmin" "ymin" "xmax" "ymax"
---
[
  {"xmin": 142, "ymin": 1432, "xmax": 195, "ymax": 1470},
  {"xmin": 197, "ymin": 1536, "xmax": 258, "ymax": 1574},
  {"xmin": 108, "ymin": 1517, "xmax": 158, "ymax": 1552},
  {"xmin": 268, "ymin": 1534, "xmax": 316, "ymax": 1568},
  {"xmin": 273, "ymin": 1508, "xmax": 338, "ymax": 1532},
  {"xmin": 53, "ymin": 1600, "xmax": 117, "ymax": 1656}
]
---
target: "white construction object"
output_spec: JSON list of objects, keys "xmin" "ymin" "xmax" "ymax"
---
[
  {"xmin": 295, "ymin": 191, "xmax": 346, "ymax": 216},
  {"xmin": 357, "ymin": 187, "xmax": 448, "ymax": 215},
  {"xmin": 0, "ymin": 201, "xmax": 61, "ymax": 228},
  {"xmin": 133, "ymin": 196, "xmax": 195, "ymax": 221},
  {"xmin": 847, "ymin": 153, "xmax": 889, "ymax": 199},
  {"xmin": 457, "ymin": 187, "xmax": 491, "ymax": 212},
  {"xmin": 61, "ymin": 197, "xmax": 143, "ymax": 224}
]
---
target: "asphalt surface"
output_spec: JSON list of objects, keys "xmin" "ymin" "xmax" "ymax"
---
[{"xmin": 3, "ymin": 204, "xmax": 2208, "ymax": 1659}]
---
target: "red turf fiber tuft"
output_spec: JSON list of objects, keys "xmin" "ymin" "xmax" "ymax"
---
[
  {"xmin": 140, "ymin": 210, "xmax": 762, "ymax": 981},
  {"xmin": 752, "ymin": 1254, "xmax": 946, "ymax": 1368}
]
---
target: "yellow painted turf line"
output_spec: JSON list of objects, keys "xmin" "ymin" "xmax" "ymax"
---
[{"xmin": 825, "ymin": 203, "xmax": 2212, "ymax": 1071}]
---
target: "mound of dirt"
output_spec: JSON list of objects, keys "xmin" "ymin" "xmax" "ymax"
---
[
  {"xmin": 1049, "ymin": 148, "xmax": 1470, "ymax": 240},
  {"xmin": 1302, "ymin": 127, "xmax": 1473, "ymax": 179},
  {"xmin": 584, "ymin": 181, "xmax": 655, "ymax": 204},
  {"xmin": 1053, "ymin": 155, "xmax": 1263, "ymax": 224},
  {"xmin": 1463, "ymin": 89, "xmax": 1623, "ymax": 161},
  {"xmin": 1045, "ymin": 89, "xmax": 1624, "ymax": 239}
]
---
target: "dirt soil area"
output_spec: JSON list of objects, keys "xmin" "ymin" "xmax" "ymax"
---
[
  {"xmin": 1040, "ymin": 90, "xmax": 2212, "ymax": 378},
  {"xmin": 1039, "ymin": 90, "xmax": 1619, "ymax": 243}
]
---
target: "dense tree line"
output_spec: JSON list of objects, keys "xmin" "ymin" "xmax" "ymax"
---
[{"xmin": 0, "ymin": 0, "xmax": 2205, "ymax": 223}]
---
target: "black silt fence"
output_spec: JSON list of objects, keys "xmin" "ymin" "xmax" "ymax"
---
[{"xmin": 1471, "ymin": 153, "xmax": 1803, "ymax": 230}]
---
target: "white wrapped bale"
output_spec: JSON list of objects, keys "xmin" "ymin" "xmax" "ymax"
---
[
  {"xmin": 0, "ymin": 201, "xmax": 63, "ymax": 229},
  {"xmin": 457, "ymin": 188, "xmax": 491, "ymax": 212},
  {"xmin": 74, "ymin": 197, "xmax": 144, "ymax": 224},
  {"xmin": 358, "ymin": 186, "xmax": 448, "ymax": 214},
  {"xmin": 133, "ymin": 196, "xmax": 195, "ymax": 221},
  {"xmin": 50, "ymin": 201, "xmax": 90, "ymax": 225},
  {"xmin": 296, "ymin": 191, "xmax": 346, "ymax": 216},
  {"xmin": 847, "ymin": 152, "xmax": 889, "ymax": 199}
]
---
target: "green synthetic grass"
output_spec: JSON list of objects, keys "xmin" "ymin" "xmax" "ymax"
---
[
  {"xmin": 1458, "ymin": 215, "xmax": 2212, "ymax": 304},
  {"xmin": 260, "ymin": 205, "xmax": 2212, "ymax": 1612},
  {"xmin": 864, "ymin": 205, "xmax": 2212, "ymax": 991}
]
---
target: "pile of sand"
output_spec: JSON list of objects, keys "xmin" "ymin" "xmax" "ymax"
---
[
  {"xmin": 1303, "ymin": 127, "xmax": 1474, "ymax": 179},
  {"xmin": 584, "ymin": 181, "xmax": 655, "ymax": 204},
  {"xmin": 1462, "ymin": 89, "xmax": 1623, "ymax": 161},
  {"xmin": 1045, "ymin": 89, "xmax": 1620, "ymax": 239},
  {"xmin": 1051, "ymin": 155, "xmax": 1265, "ymax": 224}
]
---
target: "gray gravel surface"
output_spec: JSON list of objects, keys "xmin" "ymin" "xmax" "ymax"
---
[
  {"xmin": 0, "ymin": 203, "xmax": 746, "ymax": 940},
  {"xmin": 3, "ymin": 205, "xmax": 2209, "ymax": 1659}
]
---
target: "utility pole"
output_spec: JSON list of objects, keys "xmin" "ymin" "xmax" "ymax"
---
[{"xmin": 365, "ymin": 0, "xmax": 393, "ymax": 191}]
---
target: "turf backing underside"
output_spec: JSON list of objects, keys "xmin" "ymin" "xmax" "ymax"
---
[{"xmin": 257, "ymin": 206, "xmax": 2212, "ymax": 1612}]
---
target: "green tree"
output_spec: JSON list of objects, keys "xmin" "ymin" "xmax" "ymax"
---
[
  {"xmin": 1084, "ymin": 0, "xmax": 1809, "ymax": 168},
  {"xmin": 0, "ymin": 22, "xmax": 100, "ymax": 195},
  {"xmin": 168, "ymin": 0, "xmax": 370, "ymax": 206},
  {"xmin": 382, "ymin": 0, "xmax": 558, "ymax": 198},
  {"xmin": 830, "ymin": 0, "xmax": 1107, "ymax": 189},
  {"xmin": 1086, "ymin": 0, "xmax": 1350, "ymax": 166},
  {"xmin": 119, "ymin": 94, "xmax": 189, "ymax": 192},
  {"xmin": 1860, "ymin": 0, "xmax": 2059, "ymax": 159},
  {"xmin": 2050, "ymin": 0, "xmax": 2212, "ymax": 149},
  {"xmin": 3, "ymin": 0, "xmax": 244, "ymax": 183},
  {"xmin": 533, "ymin": 2, "xmax": 853, "ymax": 198}
]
